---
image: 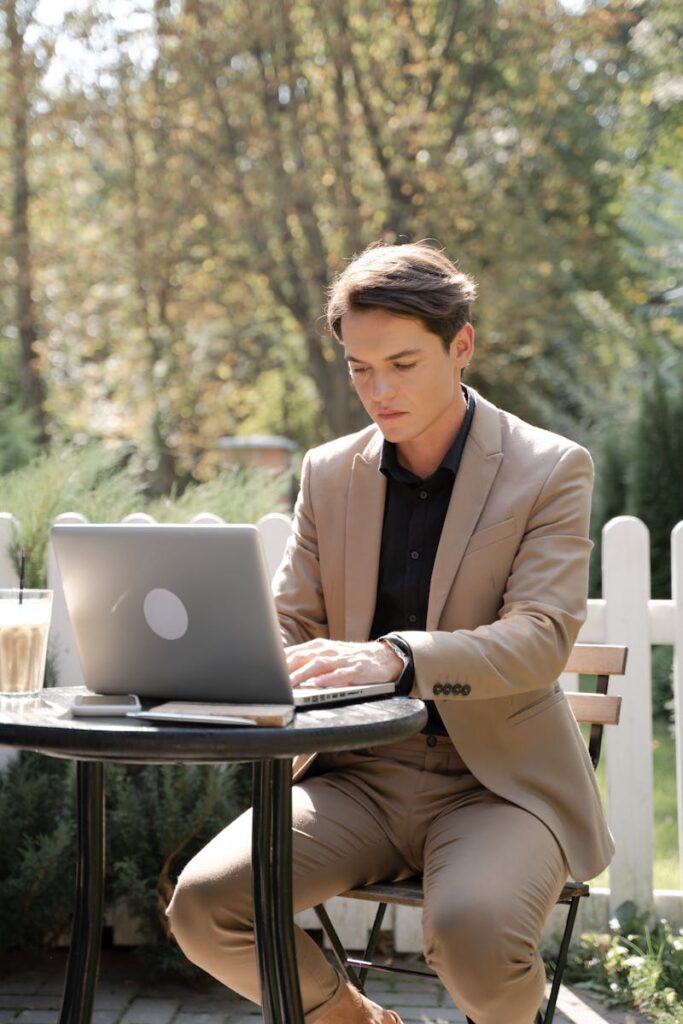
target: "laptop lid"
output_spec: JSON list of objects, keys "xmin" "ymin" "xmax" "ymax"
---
[{"xmin": 50, "ymin": 523, "xmax": 294, "ymax": 704}]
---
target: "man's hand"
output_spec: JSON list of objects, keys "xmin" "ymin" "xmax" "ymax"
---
[{"xmin": 286, "ymin": 639, "xmax": 404, "ymax": 690}]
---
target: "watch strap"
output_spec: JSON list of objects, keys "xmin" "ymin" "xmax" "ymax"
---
[{"xmin": 379, "ymin": 634, "xmax": 415, "ymax": 695}]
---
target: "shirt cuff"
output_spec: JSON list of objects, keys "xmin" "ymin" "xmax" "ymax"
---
[{"xmin": 379, "ymin": 634, "xmax": 415, "ymax": 696}]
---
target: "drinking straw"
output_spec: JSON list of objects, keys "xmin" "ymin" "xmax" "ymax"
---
[{"xmin": 18, "ymin": 550, "xmax": 25, "ymax": 605}]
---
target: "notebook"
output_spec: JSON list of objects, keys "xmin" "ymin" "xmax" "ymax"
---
[{"xmin": 50, "ymin": 523, "xmax": 395, "ymax": 713}]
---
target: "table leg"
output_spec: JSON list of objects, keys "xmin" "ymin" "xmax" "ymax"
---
[
  {"xmin": 252, "ymin": 758, "xmax": 304, "ymax": 1024},
  {"xmin": 59, "ymin": 761, "xmax": 105, "ymax": 1024}
]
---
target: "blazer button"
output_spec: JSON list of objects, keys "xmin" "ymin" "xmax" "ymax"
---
[
  {"xmin": 442, "ymin": 683, "xmax": 452, "ymax": 695},
  {"xmin": 453, "ymin": 683, "xmax": 463, "ymax": 695},
  {"xmin": 461, "ymin": 684, "xmax": 471, "ymax": 696},
  {"xmin": 433, "ymin": 683, "xmax": 443, "ymax": 696}
]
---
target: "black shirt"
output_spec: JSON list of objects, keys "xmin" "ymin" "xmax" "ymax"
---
[{"xmin": 369, "ymin": 386, "xmax": 476, "ymax": 734}]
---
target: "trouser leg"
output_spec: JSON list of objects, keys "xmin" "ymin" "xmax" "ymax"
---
[
  {"xmin": 421, "ymin": 796, "xmax": 568, "ymax": 1024},
  {"xmin": 167, "ymin": 771, "xmax": 405, "ymax": 1023}
]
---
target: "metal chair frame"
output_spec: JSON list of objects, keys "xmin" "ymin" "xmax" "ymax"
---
[{"xmin": 313, "ymin": 643, "xmax": 627, "ymax": 1024}]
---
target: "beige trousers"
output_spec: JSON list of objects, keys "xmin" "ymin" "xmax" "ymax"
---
[{"xmin": 168, "ymin": 734, "xmax": 568, "ymax": 1024}]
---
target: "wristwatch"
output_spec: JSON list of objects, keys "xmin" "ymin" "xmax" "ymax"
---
[{"xmin": 379, "ymin": 635, "xmax": 415, "ymax": 695}]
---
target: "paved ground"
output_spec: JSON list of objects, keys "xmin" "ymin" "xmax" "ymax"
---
[{"xmin": 0, "ymin": 949, "xmax": 650, "ymax": 1024}]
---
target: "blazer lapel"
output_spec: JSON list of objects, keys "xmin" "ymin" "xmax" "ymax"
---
[
  {"xmin": 427, "ymin": 396, "xmax": 504, "ymax": 629},
  {"xmin": 345, "ymin": 431, "xmax": 386, "ymax": 641}
]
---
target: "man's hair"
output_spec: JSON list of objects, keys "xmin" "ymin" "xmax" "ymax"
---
[{"xmin": 326, "ymin": 242, "xmax": 477, "ymax": 351}]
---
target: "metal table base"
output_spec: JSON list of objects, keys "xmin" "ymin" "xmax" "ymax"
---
[
  {"xmin": 1, "ymin": 690, "xmax": 427, "ymax": 1024},
  {"xmin": 59, "ymin": 759, "xmax": 304, "ymax": 1024}
]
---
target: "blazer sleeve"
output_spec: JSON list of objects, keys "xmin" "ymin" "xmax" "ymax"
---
[
  {"xmin": 272, "ymin": 451, "xmax": 330, "ymax": 646},
  {"xmin": 397, "ymin": 444, "xmax": 594, "ymax": 701}
]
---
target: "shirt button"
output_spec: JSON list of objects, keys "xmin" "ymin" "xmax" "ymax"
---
[
  {"xmin": 419, "ymin": 490, "xmax": 428, "ymax": 500},
  {"xmin": 410, "ymin": 551, "xmax": 419, "ymax": 560},
  {"xmin": 408, "ymin": 614, "xmax": 417, "ymax": 623},
  {"xmin": 426, "ymin": 735, "xmax": 437, "ymax": 747}
]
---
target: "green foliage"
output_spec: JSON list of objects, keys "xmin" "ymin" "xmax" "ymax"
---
[
  {"xmin": 0, "ymin": 444, "xmax": 286, "ymax": 587},
  {"xmin": 589, "ymin": 428, "xmax": 629, "ymax": 599},
  {"xmin": 0, "ymin": 402, "xmax": 39, "ymax": 474},
  {"xmin": 631, "ymin": 366, "xmax": 683, "ymax": 600},
  {"xmin": 144, "ymin": 467, "xmax": 285, "ymax": 528},
  {"xmin": 561, "ymin": 903, "xmax": 683, "ymax": 1024},
  {"xmin": 590, "ymin": 171, "xmax": 683, "ymax": 606},
  {"xmin": 0, "ymin": 753, "xmax": 250, "ymax": 970},
  {"xmin": 1, "ymin": 446, "xmax": 143, "ymax": 587},
  {"xmin": 622, "ymin": 169, "xmax": 683, "ymax": 329},
  {"xmin": 652, "ymin": 646, "xmax": 674, "ymax": 722},
  {"xmin": 4, "ymin": 0, "xmax": 667, "ymax": 454},
  {"xmin": 106, "ymin": 762, "xmax": 250, "ymax": 975},
  {"xmin": 0, "ymin": 754, "xmax": 77, "ymax": 949},
  {"xmin": 592, "ymin": 359, "xmax": 683, "ymax": 609}
]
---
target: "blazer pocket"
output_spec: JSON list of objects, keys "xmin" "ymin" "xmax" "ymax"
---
[
  {"xmin": 508, "ymin": 686, "xmax": 565, "ymax": 727},
  {"xmin": 463, "ymin": 516, "xmax": 517, "ymax": 558}
]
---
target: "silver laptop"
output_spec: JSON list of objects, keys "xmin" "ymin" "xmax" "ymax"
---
[{"xmin": 50, "ymin": 523, "xmax": 394, "ymax": 708}]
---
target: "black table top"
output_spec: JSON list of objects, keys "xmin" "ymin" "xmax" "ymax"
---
[{"xmin": 0, "ymin": 687, "xmax": 428, "ymax": 764}]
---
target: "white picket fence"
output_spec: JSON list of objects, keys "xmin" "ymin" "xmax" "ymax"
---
[{"xmin": 1, "ymin": 511, "xmax": 682, "ymax": 949}]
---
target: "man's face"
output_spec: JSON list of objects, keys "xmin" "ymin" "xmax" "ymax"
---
[{"xmin": 341, "ymin": 307, "xmax": 472, "ymax": 450}]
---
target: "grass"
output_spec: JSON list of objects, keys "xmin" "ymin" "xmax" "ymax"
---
[{"xmin": 652, "ymin": 719, "xmax": 680, "ymax": 890}]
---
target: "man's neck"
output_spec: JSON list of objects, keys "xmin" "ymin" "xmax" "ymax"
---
[{"xmin": 396, "ymin": 392, "xmax": 468, "ymax": 480}]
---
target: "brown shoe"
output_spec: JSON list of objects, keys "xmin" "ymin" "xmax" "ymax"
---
[{"xmin": 316, "ymin": 979, "xmax": 403, "ymax": 1023}]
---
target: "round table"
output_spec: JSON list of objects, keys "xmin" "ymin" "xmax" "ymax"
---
[{"xmin": 0, "ymin": 687, "xmax": 428, "ymax": 1024}]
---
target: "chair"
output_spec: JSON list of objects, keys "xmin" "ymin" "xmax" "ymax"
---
[{"xmin": 313, "ymin": 642, "xmax": 627, "ymax": 1024}]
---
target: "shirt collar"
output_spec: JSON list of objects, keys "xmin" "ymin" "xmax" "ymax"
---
[{"xmin": 379, "ymin": 385, "xmax": 475, "ymax": 484}]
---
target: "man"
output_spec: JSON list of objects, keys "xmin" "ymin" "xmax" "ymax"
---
[{"xmin": 168, "ymin": 243, "xmax": 613, "ymax": 1024}]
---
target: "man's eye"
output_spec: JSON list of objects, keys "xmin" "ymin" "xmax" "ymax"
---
[
  {"xmin": 394, "ymin": 362, "xmax": 416, "ymax": 371},
  {"xmin": 350, "ymin": 366, "xmax": 369, "ymax": 375}
]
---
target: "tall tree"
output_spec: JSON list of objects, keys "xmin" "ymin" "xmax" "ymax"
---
[
  {"xmin": 2, "ymin": 0, "xmax": 47, "ymax": 442},
  {"xmin": 9, "ymin": 0, "xmax": 679, "ymax": 483},
  {"xmin": 178, "ymin": 0, "xmax": 640, "ymax": 435}
]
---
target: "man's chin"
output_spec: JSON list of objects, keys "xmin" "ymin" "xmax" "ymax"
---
[{"xmin": 374, "ymin": 416, "xmax": 411, "ymax": 440}]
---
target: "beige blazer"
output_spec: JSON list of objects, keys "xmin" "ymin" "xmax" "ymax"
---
[{"xmin": 272, "ymin": 390, "xmax": 614, "ymax": 882}]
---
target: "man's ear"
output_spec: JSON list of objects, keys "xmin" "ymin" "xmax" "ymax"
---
[{"xmin": 451, "ymin": 323, "xmax": 474, "ymax": 369}]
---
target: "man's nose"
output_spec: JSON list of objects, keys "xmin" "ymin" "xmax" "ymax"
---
[{"xmin": 371, "ymin": 372, "xmax": 395, "ymax": 400}]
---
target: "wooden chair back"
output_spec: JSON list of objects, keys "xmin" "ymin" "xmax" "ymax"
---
[{"xmin": 562, "ymin": 643, "xmax": 627, "ymax": 768}]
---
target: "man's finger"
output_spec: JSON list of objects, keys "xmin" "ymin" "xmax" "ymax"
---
[
  {"xmin": 289, "ymin": 655, "xmax": 339, "ymax": 687},
  {"xmin": 294, "ymin": 667, "xmax": 363, "ymax": 690}
]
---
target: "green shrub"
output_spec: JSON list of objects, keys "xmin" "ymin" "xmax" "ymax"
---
[
  {"xmin": 0, "ymin": 753, "xmax": 250, "ymax": 974},
  {"xmin": 0, "ymin": 444, "xmax": 286, "ymax": 587},
  {"xmin": 106, "ymin": 761, "xmax": 250, "ymax": 977},
  {"xmin": 0, "ymin": 403, "xmax": 40, "ymax": 475},
  {"xmin": 0, "ymin": 754, "xmax": 76, "ymax": 949},
  {"xmin": 560, "ymin": 901, "xmax": 683, "ymax": 1024},
  {"xmin": 652, "ymin": 646, "xmax": 674, "ymax": 723},
  {"xmin": 592, "ymin": 363, "xmax": 683, "ymax": 605}
]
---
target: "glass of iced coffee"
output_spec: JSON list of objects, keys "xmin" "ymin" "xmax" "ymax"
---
[{"xmin": 0, "ymin": 589, "xmax": 53, "ymax": 701}]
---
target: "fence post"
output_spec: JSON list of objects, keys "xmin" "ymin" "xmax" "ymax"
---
[
  {"xmin": 602, "ymin": 516, "xmax": 654, "ymax": 912},
  {"xmin": 672, "ymin": 523, "xmax": 683, "ymax": 891},
  {"xmin": 257, "ymin": 513, "xmax": 292, "ymax": 580}
]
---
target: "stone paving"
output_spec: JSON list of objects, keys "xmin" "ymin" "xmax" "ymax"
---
[{"xmin": 0, "ymin": 949, "xmax": 580, "ymax": 1024}]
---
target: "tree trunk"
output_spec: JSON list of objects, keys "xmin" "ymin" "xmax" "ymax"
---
[
  {"xmin": 304, "ymin": 332, "xmax": 367, "ymax": 438},
  {"xmin": 6, "ymin": 0, "xmax": 48, "ymax": 443}
]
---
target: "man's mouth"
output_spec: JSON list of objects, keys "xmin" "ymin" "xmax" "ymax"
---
[{"xmin": 376, "ymin": 410, "xmax": 407, "ymax": 420}]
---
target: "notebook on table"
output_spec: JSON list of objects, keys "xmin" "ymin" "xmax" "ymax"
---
[{"xmin": 50, "ymin": 523, "xmax": 395, "ymax": 725}]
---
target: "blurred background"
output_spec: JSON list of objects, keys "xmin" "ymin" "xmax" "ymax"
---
[{"xmin": 1, "ymin": 0, "xmax": 680, "ymax": 481}]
